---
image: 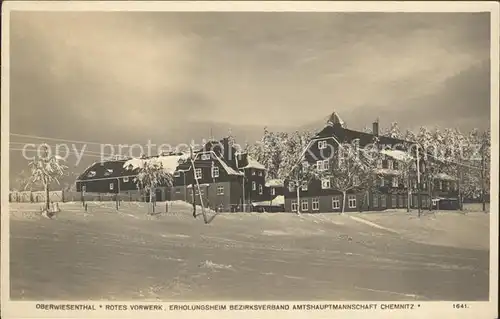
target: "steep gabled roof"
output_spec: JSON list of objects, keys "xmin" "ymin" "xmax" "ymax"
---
[
  {"xmin": 242, "ymin": 156, "xmax": 266, "ymax": 170},
  {"xmin": 77, "ymin": 159, "xmax": 137, "ymax": 181}
]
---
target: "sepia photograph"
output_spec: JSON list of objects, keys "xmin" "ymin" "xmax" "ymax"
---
[{"xmin": 1, "ymin": 1, "xmax": 498, "ymax": 318}]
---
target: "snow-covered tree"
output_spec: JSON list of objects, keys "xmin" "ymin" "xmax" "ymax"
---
[
  {"xmin": 382, "ymin": 122, "xmax": 403, "ymax": 139},
  {"xmin": 287, "ymin": 161, "xmax": 320, "ymax": 215},
  {"xmin": 25, "ymin": 144, "xmax": 68, "ymax": 213},
  {"xmin": 321, "ymin": 139, "xmax": 379, "ymax": 214},
  {"xmin": 134, "ymin": 160, "xmax": 174, "ymax": 214},
  {"xmin": 278, "ymin": 130, "xmax": 314, "ymax": 180}
]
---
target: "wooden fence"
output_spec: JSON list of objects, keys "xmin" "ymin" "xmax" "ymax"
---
[{"xmin": 8, "ymin": 190, "xmax": 146, "ymax": 203}]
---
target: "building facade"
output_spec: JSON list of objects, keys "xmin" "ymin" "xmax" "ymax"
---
[{"xmin": 283, "ymin": 113, "xmax": 459, "ymax": 213}]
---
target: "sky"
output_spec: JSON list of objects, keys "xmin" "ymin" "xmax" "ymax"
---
[{"xmin": 8, "ymin": 11, "xmax": 492, "ymax": 179}]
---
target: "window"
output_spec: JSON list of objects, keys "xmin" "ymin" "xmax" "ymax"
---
[
  {"xmin": 252, "ymin": 170, "xmax": 256, "ymax": 176},
  {"xmin": 174, "ymin": 171, "xmax": 181, "ymax": 177},
  {"xmin": 392, "ymin": 177, "xmax": 399, "ymax": 187},
  {"xmin": 321, "ymin": 178, "xmax": 331, "ymax": 189},
  {"xmin": 443, "ymin": 181, "xmax": 449, "ymax": 191},
  {"xmin": 82, "ymin": 185, "xmax": 86, "ymax": 192},
  {"xmin": 317, "ymin": 160, "xmax": 329, "ymax": 171},
  {"xmin": 353, "ymin": 176, "xmax": 360, "ymax": 186},
  {"xmin": 252, "ymin": 181, "xmax": 256, "ymax": 191},
  {"xmin": 393, "ymin": 162, "xmax": 398, "ymax": 170},
  {"xmin": 201, "ymin": 154, "xmax": 210, "ymax": 160},
  {"xmin": 212, "ymin": 167, "xmax": 219, "ymax": 178},
  {"xmin": 381, "ymin": 195, "xmax": 387, "ymax": 207},
  {"xmin": 387, "ymin": 160, "xmax": 393, "ymax": 170},
  {"xmin": 301, "ymin": 181, "xmax": 308, "ymax": 191},
  {"xmin": 291, "ymin": 200, "xmax": 298, "ymax": 212},
  {"xmin": 104, "ymin": 168, "xmax": 113, "ymax": 177},
  {"xmin": 332, "ymin": 196, "xmax": 341, "ymax": 209},
  {"xmin": 451, "ymin": 181, "xmax": 456, "ymax": 191},
  {"xmin": 376, "ymin": 159, "xmax": 383, "ymax": 168},
  {"xmin": 312, "ymin": 198, "xmax": 320, "ymax": 211},
  {"xmin": 318, "ymin": 140, "xmax": 327, "ymax": 149},
  {"xmin": 398, "ymin": 195, "xmax": 404, "ymax": 208},
  {"xmin": 348, "ymin": 195, "xmax": 357, "ymax": 208},
  {"xmin": 373, "ymin": 195, "xmax": 379, "ymax": 208},
  {"xmin": 258, "ymin": 171, "xmax": 263, "ymax": 176},
  {"xmin": 391, "ymin": 195, "xmax": 397, "ymax": 207},
  {"xmin": 403, "ymin": 196, "xmax": 408, "ymax": 208},
  {"xmin": 301, "ymin": 199, "xmax": 309, "ymax": 211},
  {"xmin": 271, "ymin": 188, "xmax": 276, "ymax": 195},
  {"xmin": 422, "ymin": 180, "xmax": 427, "ymax": 190},
  {"xmin": 288, "ymin": 182, "xmax": 295, "ymax": 192},
  {"xmin": 87, "ymin": 171, "xmax": 96, "ymax": 178},
  {"xmin": 258, "ymin": 184, "xmax": 263, "ymax": 195},
  {"xmin": 195, "ymin": 168, "xmax": 202, "ymax": 180},
  {"xmin": 217, "ymin": 185, "xmax": 224, "ymax": 195},
  {"xmin": 438, "ymin": 180, "xmax": 443, "ymax": 190},
  {"xmin": 175, "ymin": 188, "xmax": 181, "ymax": 194},
  {"xmin": 109, "ymin": 183, "xmax": 114, "ymax": 190},
  {"xmin": 123, "ymin": 176, "xmax": 129, "ymax": 183},
  {"xmin": 412, "ymin": 195, "xmax": 418, "ymax": 208},
  {"xmin": 380, "ymin": 178, "xmax": 385, "ymax": 187}
]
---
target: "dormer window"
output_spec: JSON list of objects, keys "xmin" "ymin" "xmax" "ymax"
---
[
  {"xmin": 211, "ymin": 167, "xmax": 219, "ymax": 178},
  {"xmin": 104, "ymin": 168, "xmax": 113, "ymax": 177},
  {"xmin": 387, "ymin": 160, "xmax": 393, "ymax": 170},
  {"xmin": 87, "ymin": 171, "xmax": 96, "ymax": 178},
  {"xmin": 392, "ymin": 177, "xmax": 398, "ymax": 187}
]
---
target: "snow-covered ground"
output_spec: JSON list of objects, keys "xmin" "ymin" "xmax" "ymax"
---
[{"xmin": 8, "ymin": 201, "xmax": 490, "ymax": 301}]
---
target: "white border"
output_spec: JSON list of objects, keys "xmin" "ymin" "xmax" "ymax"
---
[{"xmin": 1, "ymin": 1, "xmax": 499, "ymax": 319}]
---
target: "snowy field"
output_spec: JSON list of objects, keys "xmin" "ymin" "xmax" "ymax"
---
[{"xmin": 9, "ymin": 201, "xmax": 490, "ymax": 301}]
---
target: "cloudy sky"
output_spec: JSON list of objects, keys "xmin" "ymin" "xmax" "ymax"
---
[{"xmin": 8, "ymin": 11, "xmax": 491, "ymax": 177}]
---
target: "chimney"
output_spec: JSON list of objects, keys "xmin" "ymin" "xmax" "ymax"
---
[
  {"xmin": 372, "ymin": 119, "xmax": 379, "ymax": 136},
  {"xmin": 221, "ymin": 137, "xmax": 231, "ymax": 160}
]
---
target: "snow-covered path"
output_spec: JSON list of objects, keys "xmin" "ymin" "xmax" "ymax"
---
[{"xmin": 8, "ymin": 202, "xmax": 489, "ymax": 301}]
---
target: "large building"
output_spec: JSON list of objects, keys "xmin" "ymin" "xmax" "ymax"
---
[
  {"xmin": 75, "ymin": 153, "xmax": 186, "ymax": 202},
  {"xmin": 283, "ymin": 113, "xmax": 459, "ymax": 213},
  {"xmin": 169, "ymin": 137, "xmax": 275, "ymax": 212}
]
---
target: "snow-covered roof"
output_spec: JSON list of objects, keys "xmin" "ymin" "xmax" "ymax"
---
[
  {"xmin": 186, "ymin": 183, "xmax": 210, "ymax": 188},
  {"xmin": 123, "ymin": 154, "xmax": 189, "ymax": 175},
  {"xmin": 373, "ymin": 168, "xmax": 402, "ymax": 176},
  {"xmin": 326, "ymin": 112, "xmax": 346, "ymax": 128},
  {"xmin": 380, "ymin": 149, "xmax": 413, "ymax": 162},
  {"xmin": 243, "ymin": 156, "xmax": 266, "ymax": 170},
  {"xmin": 265, "ymin": 179, "xmax": 284, "ymax": 187},
  {"xmin": 434, "ymin": 173, "xmax": 457, "ymax": 181},
  {"xmin": 251, "ymin": 195, "xmax": 285, "ymax": 207},
  {"xmin": 210, "ymin": 153, "xmax": 243, "ymax": 176}
]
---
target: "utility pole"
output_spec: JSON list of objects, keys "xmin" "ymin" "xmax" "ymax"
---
[
  {"xmin": 190, "ymin": 145, "xmax": 207, "ymax": 223},
  {"xmin": 481, "ymin": 134, "xmax": 486, "ymax": 212},
  {"xmin": 190, "ymin": 147, "xmax": 197, "ymax": 219},
  {"xmin": 241, "ymin": 170, "xmax": 246, "ymax": 212},
  {"xmin": 416, "ymin": 145, "xmax": 421, "ymax": 217}
]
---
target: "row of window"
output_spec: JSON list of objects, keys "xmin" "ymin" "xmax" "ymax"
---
[
  {"xmin": 175, "ymin": 167, "xmax": 265, "ymax": 180},
  {"xmin": 289, "ymin": 177, "xmax": 456, "ymax": 192},
  {"xmin": 291, "ymin": 195, "xmax": 358, "ymax": 212},
  {"xmin": 291, "ymin": 194, "xmax": 420, "ymax": 211}
]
